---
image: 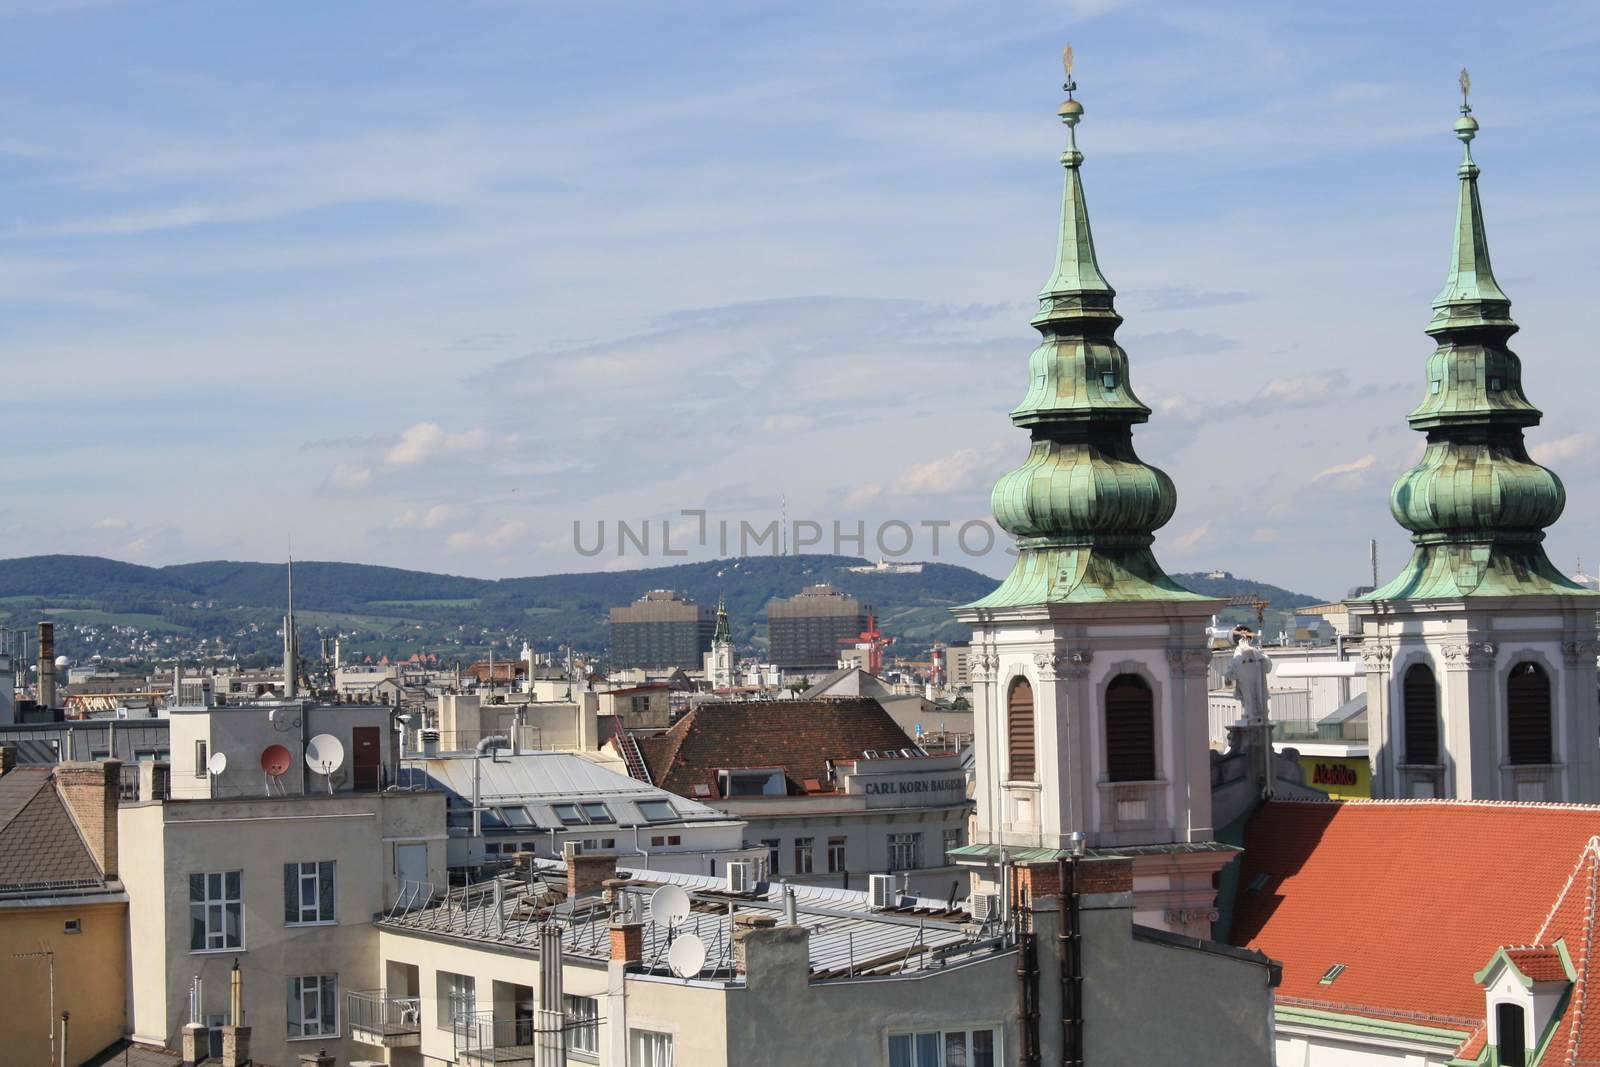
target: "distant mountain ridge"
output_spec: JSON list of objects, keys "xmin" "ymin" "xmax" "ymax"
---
[{"xmin": 0, "ymin": 554, "xmax": 1325, "ymax": 665}]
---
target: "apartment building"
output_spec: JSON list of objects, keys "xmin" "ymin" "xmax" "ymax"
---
[
  {"xmin": 0, "ymin": 754, "xmax": 128, "ymax": 1067},
  {"xmin": 612, "ymin": 699, "xmax": 972, "ymax": 894},
  {"xmin": 360, "ymin": 850, "xmax": 1276, "ymax": 1066},
  {"xmin": 609, "ymin": 591, "xmax": 715, "ymax": 670},
  {"xmin": 765, "ymin": 585, "xmax": 870, "ymax": 671}
]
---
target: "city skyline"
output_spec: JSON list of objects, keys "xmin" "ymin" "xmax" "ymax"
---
[{"xmin": 2, "ymin": 1, "xmax": 1598, "ymax": 600}]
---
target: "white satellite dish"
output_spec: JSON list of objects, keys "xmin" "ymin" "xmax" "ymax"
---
[
  {"xmin": 305, "ymin": 734, "xmax": 345, "ymax": 775},
  {"xmin": 667, "ymin": 932, "xmax": 706, "ymax": 978},
  {"xmin": 207, "ymin": 751, "xmax": 228, "ymax": 776},
  {"xmin": 648, "ymin": 884, "xmax": 691, "ymax": 929}
]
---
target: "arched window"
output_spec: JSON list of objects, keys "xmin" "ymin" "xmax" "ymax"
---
[
  {"xmin": 1507, "ymin": 662, "xmax": 1553, "ymax": 766},
  {"xmin": 1105, "ymin": 674, "xmax": 1156, "ymax": 782},
  {"xmin": 1496, "ymin": 1002, "xmax": 1527, "ymax": 1067},
  {"xmin": 1402, "ymin": 663, "xmax": 1439, "ymax": 765},
  {"xmin": 1006, "ymin": 678, "xmax": 1036, "ymax": 782}
]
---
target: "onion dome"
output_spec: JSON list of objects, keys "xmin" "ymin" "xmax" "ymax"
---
[
  {"xmin": 970, "ymin": 62, "xmax": 1204, "ymax": 609},
  {"xmin": 1370, "ymin": 74, "xmax": 1592, "ymax": 599}
]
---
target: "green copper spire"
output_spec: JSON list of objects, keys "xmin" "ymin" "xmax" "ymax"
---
[
  {"xmin": 969, "ymin": 60, "xmax": 1203, "ymax": 609},
  {"xmin": 712, "ymin": 595, "xmax": 731, "ymax": 644},
  {"xmin": 1368, "ymin": 74, "xmax": 1591, "ymax": 601}
]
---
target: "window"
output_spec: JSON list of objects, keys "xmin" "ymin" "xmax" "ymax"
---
[
  {"xmin": 204, "ymin": 1013, "xmax": 227, "ymax": 1059},
  {"xmin": 794, "ymin": 837, "xmax": 814, "ymax": 875},
  {"xmin": 650, "ymin": 834, "xmax": 682, "ymax": 847},
  {"xmin": 564, "ymin": 995, "xmax": 599, "ymax": 1055},
  {"xmin": 1508, "ymin": 662, "xmax": 1553, "ymax": 766},
  {"xmin": 1402, "ymin": 663, "xmax": 1439, "ymax": 765},
  {"xmin": 437, "ymin": 972, "xmax": 475, "ymax": 1030},
  {"xmin": 828, "ymin": 836, "xmax": 847, "ymax": 874},
  {"xmin": 553, "ymin": 803, "xmax": 586, "ymax": 826},
  {"xmin": 284, "ymin": 861, "xmax": 335, "ymax": 925},
  {"xmin": 1497, "ymin": 1002, "xmax": 1527, "ymax": 1067},
  {"xmin": 580, "ymin": 801, "xmax": 612, "ymax": 823},
  {"xmin": 888, "ymin": 832, "xmax": 922, "ymax": 872},
  {"xmin": 189, "ymin": 871, "xmax": 243, "ymax": 951},
  {"xmin": 498, "ymin": 806, "xmax": 535, "ymax": 827},
  {"xmin": 943, "ymin": 827, "xmax": 961, "ymax": 859},
  {"xmin": 889, "ymin": 1028, "xmax": 996, "ymax": 1067},
  {"xmin": 287, "ymin": 974, "xmax": 338, "ymax": 1039},
  {"xmin": 194, "ymin": 739, "xmax": 208, "ymax": 778},
  {"xmin": 1006, "ymin": 678, "xmax": 1036, "ymax": 781},
  {"xmin": 638, "ymin": 799, "xmax": 676, "ymax": 821},
  {"xmin": 761, "ymin": 838, "xmax": 781, "ymax": 877},
  {"xmin": 1105, "ymin": 673, "xmax": 1156, "ymax": 782},
  {"xmin": 630, "ymin": 1029, "xmax": 673, "ymax": 1067}
]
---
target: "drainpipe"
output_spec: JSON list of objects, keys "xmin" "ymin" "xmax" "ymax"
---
[
  {"xmin": 1059, "ymin": 833, "xmax": 1085, "ymax": 1067},
  {"xmin": 58, "ymin": 1012, "xmax": 68, "ymax": 1067},
  {"xmin": 629, "ymin": 826, "xmax": 653, "ymax": 871},
  {"xmin": 472, "ymin": 735, "xmax": 509, "ymax": 839},
  {"xmin": 1013, "ymin": 854, "xmax": 1038, "ymax": 1067}
]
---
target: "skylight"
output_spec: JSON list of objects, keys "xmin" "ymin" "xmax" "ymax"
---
[{"xmin": 1319, "ymin": 963, "xmax": 1346, "ymax": 985}]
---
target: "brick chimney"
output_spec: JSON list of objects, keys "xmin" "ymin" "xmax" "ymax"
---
[
  {"xmin": 567, "ymin": 852, "xmax": 617, "ymax": 899},
  {"xmin": 55, "ymin": 760, "xmax": 119, "ymax": 880},
  {"xmin": 609, "ymin": 920, "xmax": 643, "ymax": 965}
]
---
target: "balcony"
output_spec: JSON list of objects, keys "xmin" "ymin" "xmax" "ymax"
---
[
  {"xmin": 456, "ymin": 1010, "xmax": 546, "ymax": 1066},
  {"xmin": 347, "ymin": 989, "xmax": 421, "ymax": 1048}
]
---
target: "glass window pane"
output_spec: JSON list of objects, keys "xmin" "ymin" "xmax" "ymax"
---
[
  {"xmin": 224, "ymin": 871, "xmax": 240, "ymax": 898},
  {"xmin": 207, "ymin": 873, "xmax": 221, "ymax": 898},
  {"xmin": 283, "ymin": 865, "xmax": 298, "ymax": 924},
  {"xmin": 190, "ymin": 873, "xmax": 204, "ymax": 902},
  {"xmin": 287, "ymin": 979, "xmax": 302, "ymax": 1037},
  {"xmin": 915, "ymin": 1032, "xmax": 940, "ymax": 1067},
  {"xmin": 225, "ymin": 902, "xmax": 242, "ymax": 946},
  {"xmin": 320, "ymin": 977, "xmax": 336, "ymax": 1029},
  {"xmin": 319, "ymin": 862, "xmax": 335, "ymax": 921},
  {"xmin": 972, "ymin": 1029, "xmax": 995, "ymax": 1067},
  {"xmin": 889, "ymin": 1034, "xmax": 913, "ymax": 1067},
  {"xmin": 946, "ymin": 1031, "xmax": 969, "ymax": 1067},
  {"xmin": 190, "ymin": 905, "xmax": 206, "ymax": 950}
]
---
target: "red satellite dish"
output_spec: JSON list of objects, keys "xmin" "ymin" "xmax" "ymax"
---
[{"xmin": 261, "ymin": 744, "xmax": 292, "ymax": 777}]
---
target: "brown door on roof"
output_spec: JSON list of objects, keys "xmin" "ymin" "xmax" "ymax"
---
[{"xmin": 353, "ymin": 726, "xmax": 381, "ymax": 791}]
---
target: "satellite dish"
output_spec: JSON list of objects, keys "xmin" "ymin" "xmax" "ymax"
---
[
  {"xmin": 206, "ymin": 751, "xmax": 228, "ymax": 776},
  {"xmin": 667, "ymin": 932, "xmax": 706, "ymax": 978},
  {"xmin": 648, "ymin": 884, "xmax": 690, "ymax": 928},
  {"xmin": 305, "ymin": 734, "xmax": 345, "ymax": 774},
  {"xmin": 260, "ymin": 744, "xmax": 292, "ymax": 777}
]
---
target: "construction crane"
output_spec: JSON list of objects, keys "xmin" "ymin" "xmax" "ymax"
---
[
  {"xmin": 840, "ymin": 613, "xmax": 895, "ymax": 676},
  {"xmin": 1226, "ymin": 595, "xmax": 1269, "ymax": 636}
]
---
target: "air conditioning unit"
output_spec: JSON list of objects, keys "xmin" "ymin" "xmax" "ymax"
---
[
  {"xmin": 726, "ymin": 861, "xmax": 754, "ymax": 894},
  {"xmin": 869, "ymin": 873, "xmax": 897, "ymax": 910},
  {"xmin": 969, "ymin": 893, "xmax": 999, "ymax": 922},
  {"xmin": 562, "ymin": 841, "xmax": 584, "ymax": 861}
]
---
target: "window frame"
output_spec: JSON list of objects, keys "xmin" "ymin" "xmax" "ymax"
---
[
  {"xmin": 1401, "ymin": 662, "xmax": 1440, "ymax": 766},
  {"xmin": 888, "ymin": 1026, "xmax": 998, "ymax": 1067},
  {"xmin": 827, "ymin": 836, "xmax": 847, "ymax": 874},
  {"xmin": 1104, "ymin": 672, "xmax": 1157, "ymax": 783},
  {"xmin": 888, "ymin": 832, "xmax": 922, "ymax": 873},
  {"xmin": 579, "ymin": 801, "xmax": 612, "ymax": 824},
  {"xmin": 437, "ymin": 971, "xmax": 476, "ymax": 1031},
  {"xmin": 1005, "ymin": 678, "xmax": 1036, "ymax": 782},
  {"xmin": 637, "ymin": 799, "xmax": 676, "ymax": 822},
  {"xmin": 1507, "ymin": 661, "xmax": 1554, "ymax": 767},
  {"xmin": 761, "ymin": 838, "xmax": 781, "ymax": 877},
  {"xmin": 629, "ymin": 1028, "xmax": 674, "ymax": 1067},
  {"xmin": 283, "ymin": 860, "xmax": 336, "ymax": 926},
  {"xmin": 189, "ymin": 870, "xmax": 244, "ymax": 952},
  {"xmin": 552, "ymin": 803, "xmax": 586, "ymax": 826},
  {"xmin": 564, "ymin": 994, "xmax": 599, "ymax": 1056},
  {"xmin": 286, "ymin": 973, "xmax": 339, "ymax": 1040},
  {"xmin": 794, "ymin": 837, "xmax": 815, "ymax": 875}
]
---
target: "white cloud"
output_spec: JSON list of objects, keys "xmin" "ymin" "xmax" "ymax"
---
[
  {"xmin": 447, "ymin": 520, "xmax": 528, "ymax": 551},
  {"xmin": 1531, "ymin": 433, "xmax": 1594, "ymax": 465},
  {"xmin": 1174, "ymin": 523, "xmax": 1211, "ymax": 551},
  {"xmin": 394, "ymin": 504, "xmax": 453, "ymax": 531},
  {"xmin": 329, "ymin": 463, "xmax": 372, "ymax": 491},
  {"xmin": 385, "ymin": 423, "xmax": 490, "ymax": 467},
  {"xmin": 898, "ymin": 446, "xmax": 1004, "ymax": 496},
  {"xmin": 1314, "ymin": 454, "xmax": 1377, "ymax": 481},
  {"xmin": 93, "ymin": 516, "xmax": 131, "ymax": 531}
]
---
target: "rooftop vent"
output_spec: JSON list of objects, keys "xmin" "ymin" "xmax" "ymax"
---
[{"xmin": 1319, "ymin": 963, "xmax": 1346, "ymax": 985}]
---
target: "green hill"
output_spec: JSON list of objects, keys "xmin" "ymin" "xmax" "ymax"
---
[{"xmin": 0, "ymin": 555, "xmax": 1325, "ymax": 667}]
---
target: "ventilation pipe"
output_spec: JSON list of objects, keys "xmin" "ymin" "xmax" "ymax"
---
[
  {"xmin": 37, "ymin": 622, "xmax": 55, "ymax": 710},
  {"xmin": 472, "ymin": 734, "xmax": 509, "ymax": 838}
]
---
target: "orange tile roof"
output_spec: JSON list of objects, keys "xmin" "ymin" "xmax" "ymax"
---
[
  {"xmin": 1231, "ymin": 800, "xmax": 1600, "ymax": 1039},
  {"xmin": 1505, "ymin": 946, "xmax": 1571, "ymax": 984}
]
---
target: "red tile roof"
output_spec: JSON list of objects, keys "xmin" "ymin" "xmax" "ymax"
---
[
  {"xmin": 1505, "ymin": 946, "xmax": 1571, "ymax": 983},
  {"xmin": 1231, "ymin": 800, "xmax": 1600, "ymax": 1040},
  {"xmin": 635, "ymin": 698, "xmax": 915, "ymax": 798}
]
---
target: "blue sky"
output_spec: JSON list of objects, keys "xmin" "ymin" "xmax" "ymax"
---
[{"xmin": 1, "ymin": 0, "xmax": 1597, "ymax": 598}]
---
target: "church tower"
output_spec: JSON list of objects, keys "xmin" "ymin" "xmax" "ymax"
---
[
  {"xmin": 705, "ymin": 595, "xmax": 735, "ymax": 690},
  {"xmin": 1352, "ymin": 76, "xmax": 1600, "ymax": 802},
  {"xmin": 950, "ymin": 65, "xmax": 1232, "ymax": 937}
]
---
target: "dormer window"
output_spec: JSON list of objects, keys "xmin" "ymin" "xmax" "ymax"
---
[
  {"xmin": 1100, "ymin": 371, "xmax": 1117, "ymax": 389},
  {"xmin": 1488, "ymin": 375, "xmax": 1504, "ymax": 391}
]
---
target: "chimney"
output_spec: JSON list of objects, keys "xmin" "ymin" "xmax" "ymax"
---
[
  {"xmin": 296, "ymin": 1051, "xmax": 334, "ymax": 1067},
  {"xmin": 0, "ymin": 745, "xmax": 15, "ymax": 775},
  {"xmin": 221, "ymin": 959, "xmax": 251, "ymax": 1067},
  {"xmin": 567, "ymin": 852, "xmax": 618, "ymax": 900},
  {"xmin": 38, "ymin": 621, "xmax": 56, "ymax": 709},
  {"xmin": 55, "ymin": 760, "xmax": 119, "ymax": 879},
  {"xmin": 609, "ymin": 920, "xmax": 644, "ymax": 965}
]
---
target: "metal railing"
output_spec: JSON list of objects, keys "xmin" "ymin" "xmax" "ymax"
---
[
  {"xmin": 456, "ymin": 1009, "xmax": 541, "ymax": 1056},
  {"xmin": 346, "ymin": 989, "xmax": 421, "ymax": 1038}
]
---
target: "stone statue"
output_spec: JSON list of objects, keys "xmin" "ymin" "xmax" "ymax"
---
[{"xmin": 1223, "ymin": 625, "xmax": 1273, "ymax": 726}]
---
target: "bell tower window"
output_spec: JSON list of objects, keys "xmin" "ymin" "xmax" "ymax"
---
[
  {"xmin": 1105, "ymin": 674, "xmax": 1155, "ymax": 782},
  {"xmin": 1507, "ymin": 662, "xmax": 1552, "ymax": 766},
  {"xmin": 1402, "ymin": 663, "xmax": 1439, "ymax": 765},
  {"xmin": 1006, "ymin": 678, "xmax": 1036, "ymax": 782}
]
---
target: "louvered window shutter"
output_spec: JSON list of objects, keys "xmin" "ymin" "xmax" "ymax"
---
[
  {"xmin": 1007, "ymin": 679, "xmax": 1036, "ymax": 781},
  {"xmin": 1105, "ymin": 675, "xmax": 1155, "ymax": 783}
]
